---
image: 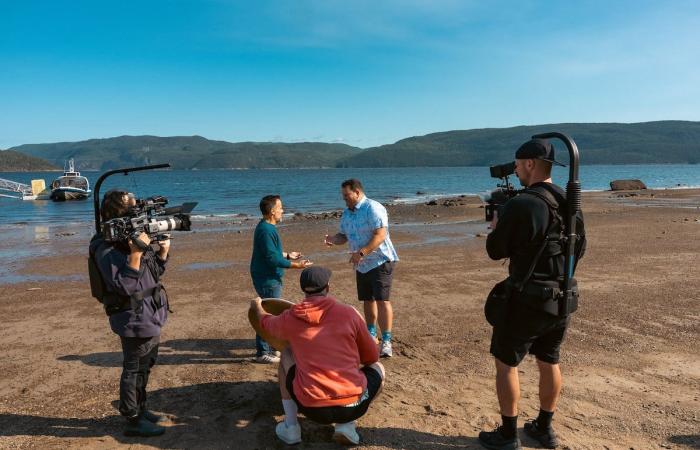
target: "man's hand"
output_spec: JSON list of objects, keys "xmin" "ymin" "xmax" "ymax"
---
[
  {"xmin": 349, "ymin": 251, "xmax": 363, "ymax": 266},
  {"xmin": 158, "ymin": 236, "xmax": 171, "ymax": 260},
  {"xmin": 128, "ymin": 232, "xmax": 151, "ymax": 254},
  {"xmin": 127, "ymin": 233, "xmax": 151, "ymax": 270},
  {"xmin": 489, "ymin": 211, "xmax": 499, "ymax": 230},
  {"xmin": 292, "ymin": 259, "xmax": 313, "ymax": 269},
  {"xmin": 287, "ymin": 251, "xmax": 302, "ymax": 260},
  {"xmin": 250, "ymin": 296, "xmax": 263, "ymax": 311}
]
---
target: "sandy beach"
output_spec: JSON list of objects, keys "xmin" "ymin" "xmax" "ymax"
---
[{"xmin": 0, "ymin": 189, "xmax": 699, "ymax": 449}]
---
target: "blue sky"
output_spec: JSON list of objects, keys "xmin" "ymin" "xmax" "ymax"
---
[{"xmin": 2, "ymin": 0, "xmax": 699, "ymax": 148}]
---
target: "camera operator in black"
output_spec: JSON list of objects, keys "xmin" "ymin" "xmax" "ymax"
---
[
  {"xmin": 90, "ymin": 190, "xmax": 171, "ymax": 437},
  {"xmin": 479, "ymin": 139, "xmax": 586, "ymax": 450}
]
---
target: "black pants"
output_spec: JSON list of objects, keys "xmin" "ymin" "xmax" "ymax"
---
[{"xmin": 119, "ymin": 335, "xmax": 160, "ymax": 418}]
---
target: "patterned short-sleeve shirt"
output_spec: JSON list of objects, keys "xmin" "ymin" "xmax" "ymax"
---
[{"xmin": 340, "ymin": 196, "xmax": 399, "ymax": 274}]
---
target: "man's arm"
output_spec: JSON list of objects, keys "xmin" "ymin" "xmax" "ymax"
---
[
  {"xmin": 349, "ymin": 227, "xmax": 386, "ymax": 265},
  {"xmin": 360, "ymin": 227, "xmax": 386, "ymax": 255},
  {"xmin": 486, "ymin": 200, "xmax": 522, "ymax": 260},
  {"xmin": 260, "ymin": 230, "xmax": 293, "ymax": 269},
  {"xmin": 248, "ymin": 297, "xmax": 289, "ymax": 351},
  {"xmin": 96, "ymin": 244, "xmax": 142, "ymax": 297}
]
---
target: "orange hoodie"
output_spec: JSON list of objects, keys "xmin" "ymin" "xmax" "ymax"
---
[{"xmin": 261, "ymin": 295, "xmax": 379, "ymax": 407}]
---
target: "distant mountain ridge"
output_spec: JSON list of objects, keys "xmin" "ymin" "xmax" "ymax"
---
[
  {"xmin": 0, "ymin": 150, "xmax": 59, "ymax": 171},
  {"xmin": 9, "ymin": 136, "xmax": 362, "ymax": 171},
  {"xmin": 7, "ymin": 121, "xmax": 700, "ymax": 170},
  {"xmin": 338, "ymin": 121, "xmax": 700, "ymax": 167}
]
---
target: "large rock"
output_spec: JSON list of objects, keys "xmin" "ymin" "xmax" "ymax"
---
[{"xmin": 610, "ymin": 179, "xmax": 647, "ymax": 191}]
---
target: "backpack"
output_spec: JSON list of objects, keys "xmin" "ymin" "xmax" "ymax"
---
[
  {"xmin": 88, "ymin": 234, "xmax": 109, "ymax": 303},
  {"xmin": 515, "ymin": 184, "xmax": 586, "ymax": 316}
]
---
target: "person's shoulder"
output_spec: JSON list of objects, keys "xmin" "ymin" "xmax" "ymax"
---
[
  {"xmin": 502, "ymin": 191, "xmax": 546, "ymax": 217},
  {"xmin": 256, "ymin": 220, "xmax": 276, "ymax": 233},
  {"xmin": 523, "ymin": 183, "xmax": 565, "ymax": 208},
  {"xmin": 332, "ymin": 301, "xmax": 364, "ymax": 321},
  {"xmin": 366, "ymin": 198, "xmax": 387, "ymax": 213}
]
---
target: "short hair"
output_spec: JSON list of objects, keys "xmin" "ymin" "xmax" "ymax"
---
[
  {"xmin": 535, "ymin": 159, "xmax": 553, "ymax": 177},
  {"xmin": 101, "ymin": 190, "xmax": 130, "ymax": 221},
  {"xmin": 259, "ymin": 194, "xmax": 281, "ymax": 216},
  {"xmin": 341, "ymin": 178, "xmax": 363, "ymax": 192}
]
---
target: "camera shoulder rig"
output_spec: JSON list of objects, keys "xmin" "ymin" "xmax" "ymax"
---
[{"xmin": 513, "ymin": 184, "xmax": 584, "ymax": 317}]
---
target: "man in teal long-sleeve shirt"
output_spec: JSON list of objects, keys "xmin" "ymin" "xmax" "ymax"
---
[{"xmin": 250, "ymin": 195, "xmax": 312, "ymax": 363}]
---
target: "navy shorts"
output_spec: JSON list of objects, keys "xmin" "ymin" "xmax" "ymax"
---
[
  {"xmin": 356, "ymin": 261, "xmax": 395, "ymax": 301},
  {"xmin": 490, "ymin": 303, "xmax": 570, "ymax": 367},
  {"xmin": 286, "ymin": 365, "xmax": 382, "ymax": 425}
]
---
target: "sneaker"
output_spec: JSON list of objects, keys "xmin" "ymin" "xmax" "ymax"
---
[
  {"xmin": 271, "ymin": 350, "xmax": 281, "ymax": 358},
  {"xmin": 275, "ymin": 421, "xmax": 302, "ymax": 445},
  {"xmin": 256, "ymin": 353, "xmax": 280, "ymax": 364},
  {"xmin": 524, "ymin": 419, "xmax": 559, "ymax": 449},
  {"xmin": 141, "ymin": 410, "xmax": 166, "ymax": 424},
  {"xmin": 124, "ymin": 416, "xmax": 166, "ymax": 437},
  {"xmin": 380, "ymin": 340, "xmax": 393, "ymax": 358},
  {"xmin": 333, "ymin": 421, "xmax": 360, "ymax": 445},
  {"xmin": 478, "ymin": 426, "xmax": 522, "ymax": 450}
]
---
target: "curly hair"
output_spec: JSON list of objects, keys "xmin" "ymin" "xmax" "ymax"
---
[{"xmin": 101, "ymin": 190, "xmax": 131, "ymax": 221}]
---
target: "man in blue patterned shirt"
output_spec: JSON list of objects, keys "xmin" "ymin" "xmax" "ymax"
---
[{"xmin": 324, "ymin": 179, "xmax": 399, "ymax": 357}]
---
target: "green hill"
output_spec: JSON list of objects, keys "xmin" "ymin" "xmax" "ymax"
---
[
  {"xmin": 0, "ymin": 150, "xmax": 59, "ymax": 171},
  {"xmin": 337, "ymin": 121, "xmax": 700, "ymax": 167},
  {"xmin": 10, "ymin": 136, "xmax": 361, "ymax": 170},
  {"xmin": 7, "ymin": 121, "xmax": 700, "ymax": 170}
]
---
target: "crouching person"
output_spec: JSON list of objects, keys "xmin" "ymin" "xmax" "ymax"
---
[{"xmin": 249, "ymin": 266, "xmax": 385, "ymax": 446}]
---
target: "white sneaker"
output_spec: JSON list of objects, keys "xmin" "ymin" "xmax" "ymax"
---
[
  {"xmin": 255, "ymin": 353, "xmax": 280, "ymax": 364},
  {"xmin": 275, "ymin": 421, "xmax": 302, "ymax": 445},
  {"xmin": 271, "ymin": 350, "xmax": 281, "ymax": 357},
  {"xmin": 380, "ymin": 340, "xmax": 393, "ymax": 358},
  {"xmin": 333, "ymin": 421, "xmax": 360, "ymax": 445}
]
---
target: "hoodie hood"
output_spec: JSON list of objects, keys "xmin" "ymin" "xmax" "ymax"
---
[{"xmin": 291, "ymin": 296, "xmax": 337, "ymax": 325}]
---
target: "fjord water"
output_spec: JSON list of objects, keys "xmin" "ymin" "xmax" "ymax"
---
[{"xmin": 1, "ymin": 165, "xmax": 698, "ymax": 226}]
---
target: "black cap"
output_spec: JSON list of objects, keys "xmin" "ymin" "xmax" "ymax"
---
[
  {"xmin": 300, "ymin": 266, "xmax": 332, "ymax": 294},
  {"xmin": 515, "ymin": 138, "xmax": 566, "ymax": 167}
]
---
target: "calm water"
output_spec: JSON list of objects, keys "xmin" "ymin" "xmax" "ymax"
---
[{"xmin": 1, "ymin": 165, "xmax": 699, "ymax": 226}]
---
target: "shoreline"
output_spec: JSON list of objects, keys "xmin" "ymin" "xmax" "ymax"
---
[{"xmin": 2, "ymin": 188, "xmax": 699, "ymax": 286}]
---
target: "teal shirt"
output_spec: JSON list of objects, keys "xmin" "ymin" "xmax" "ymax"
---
[{"xmin": 250, "ymin": 220, "xmax": 292, "ymax": 287}]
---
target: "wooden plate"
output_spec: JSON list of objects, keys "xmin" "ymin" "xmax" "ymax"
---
[{"xmin": 261, "ymin": 297, "xmax": 295, "ymax": 316}]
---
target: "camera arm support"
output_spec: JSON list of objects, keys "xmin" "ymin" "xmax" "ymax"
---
[
  {"xmin": 93, "ymin": 164, "xmax": 171, "ymax": 234},
  {"xmin": 531, "ymin": 132, "xmax": 581, "ymax": 316}
]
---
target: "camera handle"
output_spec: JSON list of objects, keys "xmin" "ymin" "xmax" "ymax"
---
[
  {"xmin": 531, "ymin": 132, "xmax": 581, "ymax": 316},
  {"xmin": 93, "ymin": 164, "xmax": 171, "ymax": 234}
]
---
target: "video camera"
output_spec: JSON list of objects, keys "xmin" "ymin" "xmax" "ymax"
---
[
  {"xmin": 93, "ymin": 164, "xmax": 197, "ymax": 251},
  {"xmin": 483, "ymin": 161, "xmax": 519, "ymax": 221},
  {"xmin": 101, "ymin": 194, "xmax": 198, "ymax": 248}
]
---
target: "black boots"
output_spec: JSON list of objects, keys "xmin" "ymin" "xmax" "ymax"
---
[{"xmin": 124, "ymin": 413, "xmax": 166, "ymax": 437}]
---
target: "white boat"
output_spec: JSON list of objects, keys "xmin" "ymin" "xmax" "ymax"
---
[{"xmin": 50, "ymin": 159, "xmax": 91, "ymax": 201}]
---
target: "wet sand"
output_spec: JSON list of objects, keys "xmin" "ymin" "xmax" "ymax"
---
[{"xmin": 0, "ymin": 189, "xmax": 699, "ymax": 449}]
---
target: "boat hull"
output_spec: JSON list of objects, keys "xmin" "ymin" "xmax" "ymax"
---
[{"xmin": 51, "ymin": 188, "xmax": 90, "ymax": 201}]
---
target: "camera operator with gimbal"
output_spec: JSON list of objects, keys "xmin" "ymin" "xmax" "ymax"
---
[
  {"xmin": 89, "ymin": 189, "xmax": 171, "ymax": 437},
  {"xmin": 479, "ymin": 139, "xmax": 586, "ymax": 450}
]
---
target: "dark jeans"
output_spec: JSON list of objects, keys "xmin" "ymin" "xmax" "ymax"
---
[
  {"xmin": 253, "ymin": 281, "xmax": 282, "ymax": 356},
  {"xmin": 119, "ymin": 335, "xmax": 160, "ymax": 418}
]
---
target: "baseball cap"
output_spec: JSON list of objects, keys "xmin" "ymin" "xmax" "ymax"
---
[
  {"xmin": 515, "ymin": 138, "xmax": 566, "ymax": 167},
  {"xmin": 300, "ymin": 266, "xmax": 332, "ymax": 294}
]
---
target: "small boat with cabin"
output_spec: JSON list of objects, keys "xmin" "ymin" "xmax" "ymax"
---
[{"xmin": 50, "ymin": 159, "xmax": 91, "ymax": 201}]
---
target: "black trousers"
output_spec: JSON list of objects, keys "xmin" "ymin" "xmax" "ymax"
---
[{"xmin": 119, "ymin": 335, "xmax": 160, "ymax": 419}]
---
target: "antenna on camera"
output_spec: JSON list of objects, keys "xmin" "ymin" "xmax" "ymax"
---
[{"xmin": 93, "ymin": 164, "xmax": 171, "ymax": 234}]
